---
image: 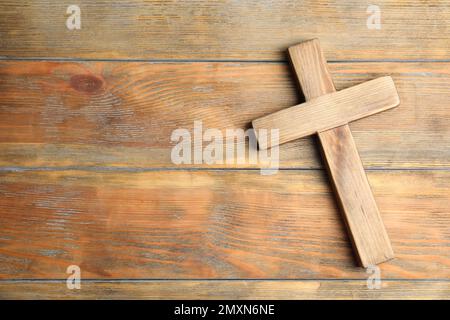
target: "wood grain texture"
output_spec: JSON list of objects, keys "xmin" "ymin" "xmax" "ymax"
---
[
  {"xmin": 0, "ymin": 0, "xmax": 448, "ymax": 300},
  {"xmin": 287, "ymin": 40, "xmax": 394, "ymax": 267},
  {"xmin": 253, "ymin": 76, "xmax": 399, "ymax": 149},
  {"xmin": 1, "ymin": 1, "xmax": 450, "ymax": 60},
  {"xmin": 0, "ymin": 61, "xmax": 449, "ymax": 169},
  {"xmin": 319, "ymin": 125, "xmax": 394, "ymax": 267},
  {"xmin": 0, "ymin": 170, "xmax": 448, "ymax": 279},
  {"xmin": 0, "ymin": 280, "xmax": 448, "ymax": 300}
]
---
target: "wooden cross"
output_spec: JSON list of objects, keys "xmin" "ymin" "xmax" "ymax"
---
[{"xmin": 252, "ymin": 39, "xmax": 400, "ymax": 267}]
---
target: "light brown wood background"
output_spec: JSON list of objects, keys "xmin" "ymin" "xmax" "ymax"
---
[{"xmin": 0, "ymin": 0, "xmax": 449, "ymax": 299}]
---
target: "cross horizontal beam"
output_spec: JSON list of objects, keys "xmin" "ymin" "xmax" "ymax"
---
[{"xmin": 253, "ymin": 76, "xmax": 399, "ymax": 149}]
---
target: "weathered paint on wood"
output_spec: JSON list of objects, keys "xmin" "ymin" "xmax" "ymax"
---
[
  {"xmin": 0, "ymin": 61, "xmax": 449, "ymax": 168},
  {"xmin": 1, "ymin": 1, "xmax": 450, "ymax": 60},
  {"xmin": 0, "ymin": 170, "xmax": 448, "ymax": 279}
]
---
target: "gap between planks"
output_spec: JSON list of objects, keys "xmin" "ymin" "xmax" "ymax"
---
[
  {"xmin": 1, "ymin": 167, "xmax": 450, "ymax": 172},
  {"xmin": 1, "ymin": 278, "xmax": 449, "ymax": 282},
  {"xmin": 3, "ymin": 57, "xmax": 450, "ymax": 63}
]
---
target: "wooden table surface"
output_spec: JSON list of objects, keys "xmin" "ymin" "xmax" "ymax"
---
[{"xmin": 0, "ymin": 0, "xmax": 449, "ymax": 299}]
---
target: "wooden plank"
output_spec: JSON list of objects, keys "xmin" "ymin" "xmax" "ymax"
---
[
  {"xmin": 1, "ymin": 1, "xmax": 450, "ymax": 60},
  {"xmin": 0, "ymin": 61, "xmax": 449, "ymax": 169},
  {"xmin": 0, "ymin": 170, "xmax": 448, "ymax": 279},
  {"xmin": 287, "ymin": 40, "xmax": 394, "ymax": 267},
  {"xmin": 0, "ymin": 280, "xmax": 448, "ymax": 300},
  {"xmin": 253, "ymin": 76, "xmax": 399, "ymax": 149}
]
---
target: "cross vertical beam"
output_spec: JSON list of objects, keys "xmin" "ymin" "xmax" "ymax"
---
[{"xmin": 289, "ymin": 40, "xmax": 394, "ymax": 267}]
